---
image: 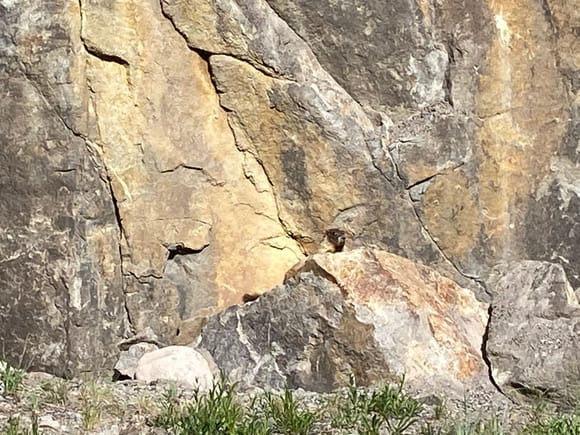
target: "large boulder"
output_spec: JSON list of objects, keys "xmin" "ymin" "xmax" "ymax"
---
[
  {"xmin": 486, "ymin": 261, "xmax": 580, "ymax": 405},
  {"xmin": 198, "ymin": 249, "xmax": 489, "ymax": 395},
  {"xmin": 114, "ymin": 343, "xmax": 159, "ymax": 380},
  {"xmin": 135, "ymin": 346, "xmax": 216, "ymax": 390}
]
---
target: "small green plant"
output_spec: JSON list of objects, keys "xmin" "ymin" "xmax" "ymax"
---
[
  {"xmin": 368, "ymin": 377, "xmax": 422, "ymax": 434},
  {"xmin": 523, "ymin": 414, "xmax": 580, "ymax": 435},
  {"xmin": 180, "ymin": 380, "xmax": 244, "ymax": 433},
  {"xmin": 153, "ymin": 385, "xmax": 180, "ymax": 428},
  {"xmin": 445, "ymin": 418, "xmax": 504, "ymax": 435},
  {"xmin": 331, "ymin": 375, "xmax": 422, "ymax": 434},
  {"xmin": 263, "ymin": 388, "xmax": 315, "ymax": 435},
  {"xmin": 135, "ymin": 393, "xmax": 158, "ymax": 419},
  {"xmin": 3, "ymin": 417, "xmax": 22, "ymax": 435},
  {"xmin": 30, "ymin": 410, "xmax": 39, "ymax": 435},
  {"xmin": 420, "ymin": 422, "xmax": 443, "ymax": 435},
  {"xmin": 239, "ymin": 395, "xmax": 272, "ymax": 435},
  {"xmin": 2, "ymin": 414, "xmax": 39, "ymax": 435},
  {"xmin": 330, "ymin": 375, "xmax": 371, "ymax": 429},
  {"xmin": 80, "ymin": 381, "xmax": 111, "ymax": 431},
  {"xmin": 0, "ymin": 361, "xmax": 25, "ymax": 395},
  {"xmin": 360, "ymin": 413, "xmax": 383, "ymax": 435},
  {"xmin": 39, "ymin": 378, "xmax": 69, "ymax": 405},
  {"xmin": 3, "ymin": 416, "xmax": 23, "ymax": 435},
  {"xmin": 434, "ymin": 399, "xmax": 449, "ymax": 421},
  {"xmin": 153, "ymin": 376, "xmax": 271, "ymax": 434}
]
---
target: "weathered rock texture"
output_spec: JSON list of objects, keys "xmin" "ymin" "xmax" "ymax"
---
[
  {"xmin": 486, "ymin": 261, "xmax": 580, "ymax": 406},
  {"xmin": 199, "ymin": 249, "xmax": 488, "ymax": 394},
  {"xmin": 135, "ymin": 345, "xmax": 216, "ymax": 390},
  {"xmin": 1, "ymin": 0, "xmax": 578, "ymax": 376},
  {"xmin": 114, "ymin": 342, "xmax": 158, "ymax": 380},
  {"xmin": 162, "ymin": 0, "xmax": 580, "ymax": 291},
  {"xmin": 0, "ymin": 0, "xmax": 127, "ymax": 376},
  {"xmin": 82, "ymin": 0, "xmax": 305, "ymax": 338}
]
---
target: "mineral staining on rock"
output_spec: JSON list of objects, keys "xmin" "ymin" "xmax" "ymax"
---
[
  {"xmin": 0, "ymin": 0, "xmax": 126, "ymax": 376},
  {"xmin": 199, "ymin": 249, "xmax": 489, "ymax": 394},
  {"xmin": 81, "ymin": 0, "xmax": 303, "ymax": 339},
  {"xmin": 162, "ymin": 0, "xmax": 451, "ymax": 281},
  {"xmin": 473, "ymin": 1, "xmax": 569, "ymax": 273}
]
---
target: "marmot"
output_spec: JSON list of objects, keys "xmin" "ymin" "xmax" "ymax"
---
[
  {"xmin": 243, "ymin": 228, "xmax": 347, "ymax": 302},
  {"xmin": 324, "ymin": 228, "xmax": 346, "ymax": 253}
]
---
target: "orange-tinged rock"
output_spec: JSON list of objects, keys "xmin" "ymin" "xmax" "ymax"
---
[
  {"xmin": 80, "ymin": 0, "xmax": 303, "ymax": 338},
  {"xmin": 201, "ymin": 248, "xmax": 489, "ymax": 394},
  {"xmin": 289, "ymin": 249, "xmax": 489, "ymax": 383}
]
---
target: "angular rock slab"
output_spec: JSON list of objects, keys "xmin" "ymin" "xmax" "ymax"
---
[
  {"xmin": 199, "ymin": 249, "xmax": 488, "ymax": 394},
  {"xmin": 114, "ymin": 343, "xmax": 158, "ymax": 380},
  {"xmin": 486, "ymin": 261, "xmax": 580, "ymax": 405},
  {"xmin": 135, "ymin": 346, "xmax": 216, "ymax": 391}
]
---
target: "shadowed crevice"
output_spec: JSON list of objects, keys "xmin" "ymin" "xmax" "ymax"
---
[
  {"xmin": 165, "ymin": 243, "xmax": 207, "ymax": 260},
  {"xmin": 480, "ymin": 305, "xmax": 509, "ymax": 399}
]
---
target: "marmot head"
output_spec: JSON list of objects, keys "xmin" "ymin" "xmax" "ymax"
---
[{"xmin": 325, "ymin": 228, "xmax": 346, "ymax": 252}]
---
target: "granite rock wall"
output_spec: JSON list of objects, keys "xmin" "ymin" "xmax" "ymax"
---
[{"xmin": 0, "ymin": 0, "xmax": 577, "ymax": 375}]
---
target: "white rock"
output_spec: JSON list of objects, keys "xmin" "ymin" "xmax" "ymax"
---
[
  {"xmin": 114, "ymin": 342, "xmax": 158, "ymax": 379},
  {"xmin": 135, "ymin": 346, "xmax": 215, "ymax": 390}
]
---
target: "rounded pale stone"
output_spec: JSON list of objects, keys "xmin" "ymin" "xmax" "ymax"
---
[{"xmin": 135, "ymin": 346, "xmax": 215, "ymax": 390}]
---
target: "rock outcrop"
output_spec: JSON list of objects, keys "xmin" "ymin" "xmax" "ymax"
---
[
  {"xmin": 0, "ymin": 0, "xmax": 127, "ymax": 376},
  {"xmin": 198, "ymin": 249, "xmax": 488, "ymax": 395},
  {"xmin": 486, "ymin": 261, "xmax": 580, "ymax": 406},
  {"xmin": 1, "ymin": 0, "xmax": 578, "ymax": 377}
]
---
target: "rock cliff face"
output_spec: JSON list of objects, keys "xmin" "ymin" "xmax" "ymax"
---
[
  {"xmin": 487, "ymin": 261, "xmax": 580, "ymax": 405},
  {"xmin": 199, "ymin": 249, "xmax": 488, "ymax": 394},
  {"xmin": 0, "ymin": 0, "xmax": 578, "ymax": 375}
]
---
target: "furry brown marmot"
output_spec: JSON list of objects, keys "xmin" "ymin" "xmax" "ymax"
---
[{"xmin": 324, "ymin": 228, "xmax": 346, "ymax": 252}]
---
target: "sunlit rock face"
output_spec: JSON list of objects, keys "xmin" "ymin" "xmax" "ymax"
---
[
  {"xmin": 199, "ymin": 249, "xmax": 488, "ymax": 394},
  {"xmin": 1, "ymin": 0, "xmax": 577, "ymax": 375}
]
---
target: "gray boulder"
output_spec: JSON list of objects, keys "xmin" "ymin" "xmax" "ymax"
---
[
  {"xmin": 486, "ymin": 261, "xmax": 580, "ymax": 406},
  {"xmin": 198, "ymin": 249, "xmax": 488, "ymax": 396},
  {"xmin": 114, "ymin": 343, "xmax": 158, "ymax": 380}
]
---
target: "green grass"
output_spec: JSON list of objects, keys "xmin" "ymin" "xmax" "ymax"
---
[
  {"xmin": 444, "ymin": 418, "xmax": 504, "ymax": 435},
  {"xmin": 418, "ymin": 408, "xmax": 580, "ymax": 435},
  {"xmin": 153, "ymin": 378, "xmax": 269, "ymax": 434},
  {"xmin": 79, "ymin": 381, "xmax": 111, "ymax": 431},
  {"xmin": 38, "ymin": 378, "xmax": 69, "ymax": 405},
  {"xmin": 523, "ymin": 413, "xmax": 580, "ymax": 435},
  {"xmin": 1, "ymin": 368, "xmax": 577, "ymax": 435},
  {"xmin": 263, "ymin": 388, "xmax": 316, "ymax": 435},
  {"xmin": 330, "ymin": 375, "xmax": 422, "ymax": 434},
  {"xmin": 0, "ymin": 361, "xmax": 25, "ymax": 395},
  {"xmin": 153, "ymin": 374, "xmax": 423, "ymax": 435},
  {"xmin": 2, "ymin": 413, "xmax": 39, "ymax": 435}
]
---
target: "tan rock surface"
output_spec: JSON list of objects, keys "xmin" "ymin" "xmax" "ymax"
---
[
  {"xmin": 2, "ymin": 0, "xmax": 578, "ymax": 377},
  {"xmin": 202, "ymin": 249, "xmax": 488, "ymax": 393},
  {"xmin": 296, "ymin": 250, "xmax": 489, "ymax": 384},
  {"xmin": 162, "ymin": 0, "xmax": 448, "ymax": 274},
  {"xmin": 80, "ymin": 0, "xmax": 302, "ymax": 336},
  {"xmin": 474, "ymin": 0, "xmax": 568, "ymax": 257},
  {"xmin": 409, "ymin": 0, "xmax": 576, "ymax": 281}
]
